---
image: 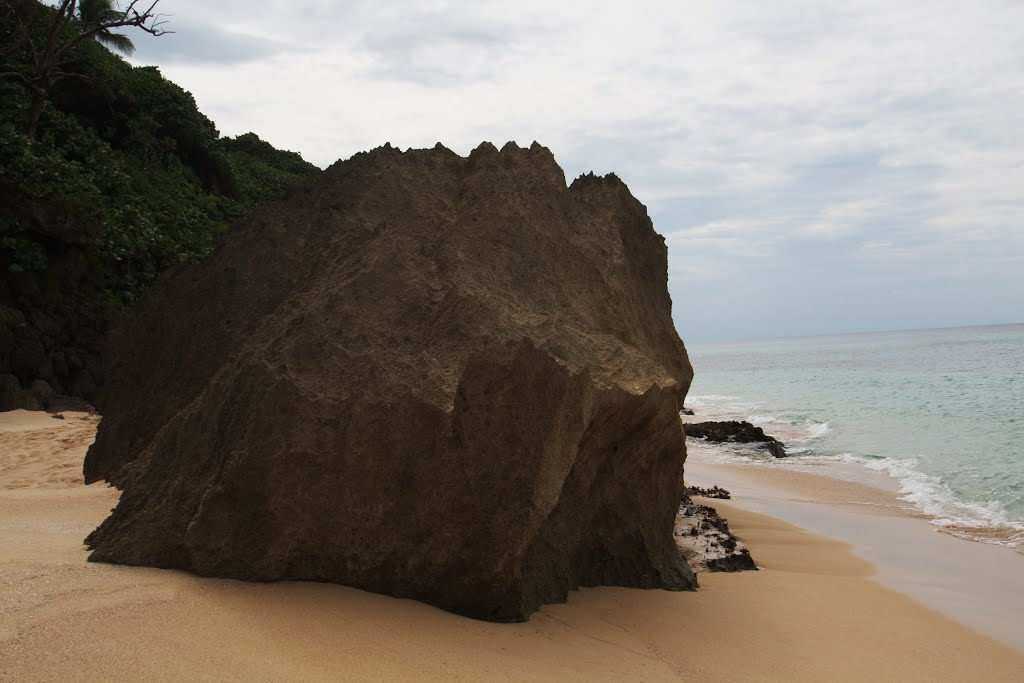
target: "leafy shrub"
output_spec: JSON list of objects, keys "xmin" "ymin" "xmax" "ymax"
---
[{"xmin": 0, "ymin": 2, "xmax": 318, "ymax": 306}]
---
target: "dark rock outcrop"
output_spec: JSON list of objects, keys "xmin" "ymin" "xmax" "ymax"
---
[
  {"xmin": 674, "ymin": 492, "xmax": 758, "ymax": 573},
  {"xmin": 1, "ymin": 272, "xmax": 109, "ymax": 409},
  {"xmin": 704, "ymin": 549, "xmax": 757, "ymax": 572},
  {"xmin": 684, "ymin": 484, "xmax": 731, "ymax": 500},
  {"xmin": 0, "ymin": 373, "xmax": 22, "ymax": 411},
  {"xmin": 83, "ymin": 141, "xmax": 696, "ymax": 621},
  {"xmin": 0, "ymin": 371, "xmax": 95, "ymax": 413},
  {"xmin": 684, "ymin": 420, "xmax": 787, "ymax": 458}
]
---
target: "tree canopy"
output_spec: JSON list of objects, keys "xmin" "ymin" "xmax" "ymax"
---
[
  {"xmin": 2, "ymin": 0, "xmax": 172, "ymax": 137},
  {"xmin": 0, "ymin": 0, "xmax": 320, "ymax": 402},
  {"xmin": 78, "ymin": 0, "xmax": 148, "ymax": 55}
]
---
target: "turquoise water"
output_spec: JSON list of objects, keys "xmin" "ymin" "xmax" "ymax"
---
[{"xmin": 684, "ymin": 323, "xmax": 1024, "ymax": 549}]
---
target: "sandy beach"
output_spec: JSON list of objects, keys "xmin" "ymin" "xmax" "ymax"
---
[{"xmin": 2, "ymin": 409, "xmax": 1023, "ymax": 681}]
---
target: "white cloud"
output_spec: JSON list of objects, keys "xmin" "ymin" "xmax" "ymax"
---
[{"xmin": 126, "ymin": 0, "xmax": 1024, "ymax": 340}]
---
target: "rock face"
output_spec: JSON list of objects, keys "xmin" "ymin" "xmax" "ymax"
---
[
  {"xmin": 684, "ymin": 420, "xmax": 787, "ymax": 458},
  {"xmin": 2, "ymin": 275, "xmax": 108, "ymax": 407},
  {"xmin": 83, "ymin": 141, "xmax": 696, "ymax": 621}
]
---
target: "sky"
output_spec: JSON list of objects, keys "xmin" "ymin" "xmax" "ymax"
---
[{"xmin": 120, "ymin": 0, "xmax": 1024, "ymax": 342}]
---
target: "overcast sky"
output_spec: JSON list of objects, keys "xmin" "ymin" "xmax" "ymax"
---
[{"xmin": 123, "ymin": 0, "xmax": 1024, "ymax": 342}]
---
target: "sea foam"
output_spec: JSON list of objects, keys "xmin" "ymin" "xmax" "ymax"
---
[
  {"xmin": 682, "ymin": 380, "xmax": 1024, "ymax": 553},
  {"xmin": 806, "ymin": 422, "xmax": 830, "ymax": 439}
]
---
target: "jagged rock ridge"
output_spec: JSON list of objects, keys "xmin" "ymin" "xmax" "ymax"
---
[{"xmin": 83, "ymin": 141, "xmax": 696, "ymax": 621}]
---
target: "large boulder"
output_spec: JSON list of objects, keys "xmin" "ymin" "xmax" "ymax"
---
[{"xmin": 84, "ymin": 141, "xmax": 696, "ymax": 621}]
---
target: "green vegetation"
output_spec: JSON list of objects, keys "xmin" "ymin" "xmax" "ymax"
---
[{"xmin": 1, "ymin": 0, "xmax": 318, "ymax": 308}]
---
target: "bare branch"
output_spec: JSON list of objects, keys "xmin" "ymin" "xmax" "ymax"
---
[
  {"xmin": 7, "ymin": 0, "xmax": 171, "ymax": 138},
  {"xmin": 0, "ymin": 71, "xmax": 31, "ymax": 86},
  {"xmin": 51, "ymin": 68, "xmax": 94, "ymax": 84},
  {"xmin": 40, "ymin": 0, "xmax": 77, "ymax": 74},
  {"xmin": 56, "ymin": 1, "xmax": 172, "ymax": 59},
  {"xmin": 45, "ymin": 0, "xmax": 75, "ymax": 39},
  {"xmin": 151, "ymin": 13, "xmax": 173, "ymax": 32},
  {"xmin": 15, "ymin": 20, "xmax": 41, "ymax": 70}
]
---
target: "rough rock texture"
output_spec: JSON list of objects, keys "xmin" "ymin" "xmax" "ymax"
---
[
  {"xmin": 83, "ymin": 141, "xmax": 696, "ymax": 621},
  {"xmin": 0, "ymin": 370, "xmax": 94, "ymax": 413},
  {"xmin": 684, "ymin": 484, "xmax": 731, "ymax": 500},
  {"xmin": 674, "ymin": 491, "xmax": 758, "ymax": 573},
  {"xmin": 684, "ymin": 420, "xmax": 787, "ymax": 458},
  {"xmin": 1, "ymin": 270, "xmax": 108, "ymax": 406}
]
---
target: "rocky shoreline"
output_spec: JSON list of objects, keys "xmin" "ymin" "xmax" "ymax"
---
[
  {"xmin": 674, "ymin": 485, "xmax": 758, "ymax": 573},
  {"xmin": 673, "ymin": 414, "xmax": 774, "ymax": 572},
  {"xmin": 684, "ymin": 419, "xmax": 788, "ymax": 458}
]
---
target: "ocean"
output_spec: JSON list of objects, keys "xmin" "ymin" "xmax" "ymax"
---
[{"xmin": 682, "ymin": 323, "xmax": 1024, "ymax": 552}]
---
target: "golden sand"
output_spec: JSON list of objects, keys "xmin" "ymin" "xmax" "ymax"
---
[{"xmin": 1, "ymin": 410, "xmax": 1022, "ymax": 681}]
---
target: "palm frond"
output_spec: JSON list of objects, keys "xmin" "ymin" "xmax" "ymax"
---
[
  {"xmin": 95, "ymin": 30, "xmax": 136, "ymax": 55},
  {"xmin": 78, "ymin": 0, "xmax": 123, "ymax": 25}
]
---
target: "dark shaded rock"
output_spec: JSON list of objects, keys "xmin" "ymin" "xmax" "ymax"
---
[
  {"xmin": 1, "ymin": 253, "xmax": 113, "ymax": 404},
  {"xmin": 685, "ymin": 420, "xmax": 787, "ymax": 458},
  {"xmin": 65, "ymin": 350, "xmax": 84, "ymax": 372},
  {"xmin": 28, "ymin": 379, "xmax": 57, "ymax": 408},
  {"xmin": 28, "ymin": 311, "xmax": 62, "ymax": 340},
  {"xmin": 10, "ymin": 337, "xmax": 45, "ymax": 385},
  {"xmin": 684, "ymin": 484, "xmax": 730, "ymax": 499},
  {"xmin": 704, "ymin": 548, "xmax": 757, "ymax": 572},
  {"xmin": 680, "ymin": 407, "xmax": 694, "ymax": 415},
  {"xmin": 0, "ymin": 305, "xmax": 26, "ymax": 331},
  {"xmin": 52, "ymin": 352, "xmax": 70, "ymax": 381},
  {"xmin": 22, "ymin": 394, "xmax": 44, "ymax": 411},
  {"xmin": 0, "ymin": 307, "xmax": 26, "ymax": 361},
  {"xmin": 0, "ymin": 373, "xmax": 23, "ymax": 411},
  {"xmin": 46, "ymin": 393, "xmax": 97, "ymax": 414},
  {"xmin": 83, "ymin": 141, "xmax": 696, "ymax": 622},
  {"xmin": 68, "ymin": 369, "xmax": 97, "ymax": 402},
  {"xmin": 684, "ymin": 420, "xmax": 770, "ymax": 443},
  {"xmin": 0, "ymin": 371, "xmax": 94, "ymax": 414}
]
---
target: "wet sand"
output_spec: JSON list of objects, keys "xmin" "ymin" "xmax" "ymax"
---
[
  {"xmin": 2, "ymin": 410, "xmax": 1023, "ymax": 681},
  {"xmin": 686, "ymin": 457, "xmax": 1024, "ymax": 654}
]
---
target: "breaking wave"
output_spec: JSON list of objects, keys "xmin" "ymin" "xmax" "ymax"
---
[{"xmin": 683, "ymin": 393, "xmax": 1024, "ymax": 553}]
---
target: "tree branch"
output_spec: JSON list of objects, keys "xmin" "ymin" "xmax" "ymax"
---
[
  {"xmin": 51, "ymin": 68, "xmax": 94, "ymax": 84},
  {"xmin": 57, "ymin": 0, "xmax": 172, "ymax": 59},
  {"xmin": 0, "ymin": 71, "xmax": 31, "ymax": 86},
  {"xmin": 5, "ymin": 0, "xmax": 172, "ymax": 139},
  {"xmin": 15, "ymin": 18, "xmax": 41, "ymax": 70},
  {"xmin": 30, "ymin": 0, "xmax": 77, "ymax": 86},
  {"xmin": 41, "ymin": 1, "xmax": 77, "ymax": 70}
]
